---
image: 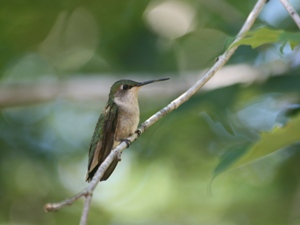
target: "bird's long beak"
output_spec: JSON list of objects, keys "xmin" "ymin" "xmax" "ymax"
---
[{"xmin": 138, "ymin": 78, "xmax": 170, "ymax": 86}]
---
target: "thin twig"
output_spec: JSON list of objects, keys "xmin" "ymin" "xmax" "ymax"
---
[
  {"xmin": 279, "ymin": 0, "xmax": 300, "ymax": 29},
  {"xmin": 44, "ymin": 0, "xmax": 267, "ymax": 224},
  {"xmin": 44, "ymin": 145, "xmax": 119, "ymax": 213},
  {"xmin": 44, "ymin": 191, "xmax": 86, "ymax": 212},
  {"xmin": 80, "ymin": 194, "xmax": 93, "ymax": 225}
]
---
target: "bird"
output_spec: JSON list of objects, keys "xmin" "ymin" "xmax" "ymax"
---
[{"xmin": 86, "ymin": 78, "xmax": 169, "ymax": 182}]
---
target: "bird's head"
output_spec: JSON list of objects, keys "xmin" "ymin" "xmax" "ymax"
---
[{"xmin": 109, "ymin": 78, "xmax": 169, "ymax": 104}]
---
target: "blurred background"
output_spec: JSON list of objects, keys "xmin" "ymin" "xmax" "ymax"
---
[{"xmin": 1, "ymin": 0, "xmax": 300, "ymax": 224}]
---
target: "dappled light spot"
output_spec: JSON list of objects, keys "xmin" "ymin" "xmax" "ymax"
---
[{"xmin": 144, "ymin": 0, "xmax": 196, "ymax": 40}]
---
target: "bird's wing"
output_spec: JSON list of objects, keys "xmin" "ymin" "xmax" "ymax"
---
[{"xmin": 86, "ymin": 103, "xmax": 119, "ymax": 182}]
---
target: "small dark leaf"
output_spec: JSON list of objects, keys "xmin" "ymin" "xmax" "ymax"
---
[{"xmin": 213, "ymin": 142, "xmax": 252, "ymax": 177}]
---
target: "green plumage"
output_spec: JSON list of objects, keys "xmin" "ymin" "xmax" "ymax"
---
[{"xmin": 86, "ymin": 102, "xmax": 119, "ymax": 181}]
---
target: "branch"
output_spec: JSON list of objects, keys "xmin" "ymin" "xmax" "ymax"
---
[
  {"xmin": 279, "ymin": 0, "xmax": 300, "ymax": 29},
  {"xmin": 44, "ymin": 0, "xmax": 267, "ymax": 224}
]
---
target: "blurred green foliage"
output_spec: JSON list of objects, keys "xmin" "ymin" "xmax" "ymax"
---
[
  {"xmin": 1, "ymin": 0, "xmax": 300, "ymax": 225},
  {"xmin": 231, "ymin": 27, "xmax": 300, "ymax": 50}
]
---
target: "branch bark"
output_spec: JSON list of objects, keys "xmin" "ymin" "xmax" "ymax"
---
[
  {"xmin": 279, "ymin": 0, "xmax": 300, "ymax": 29},
  {"xmin": 44, "ymin": 0, "xmax": 268, "ymax": 224}
]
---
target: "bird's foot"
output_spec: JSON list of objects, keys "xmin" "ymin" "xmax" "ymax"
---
[
  {"xmin": 117, "ymin": 152, "xmax": 122, "ymax": 161},
  {"xmin": 121, "ymin": 139, "xmax": 131, "ymax": 148},
  {"xmin": 135, "ymin": 129, "xmax": 142, "ymax": 136}
]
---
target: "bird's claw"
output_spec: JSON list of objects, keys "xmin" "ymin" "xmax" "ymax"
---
[
  {"xmin": 121, "ymin": 139, "xmax": 131, "ymax": 148},
  {"xmin": 117, "ymin": 152, "xmax": 122, "ymax": 161},
  {"xmin": 117, "ymin": 139, "xmax": 131, "ymax": 161},
  {"xmin": 135, "ymin": 129, "xmax": 142, "ymax": 136}
]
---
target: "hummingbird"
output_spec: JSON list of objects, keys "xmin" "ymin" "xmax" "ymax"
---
[{"xmin": 86, "ymin": 78, "xmax": 170, "ymax": 182}]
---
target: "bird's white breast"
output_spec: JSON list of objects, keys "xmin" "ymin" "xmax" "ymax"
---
[{"xmin": 114, "ymin": 92, "xmax": 140, "ymax": 140}]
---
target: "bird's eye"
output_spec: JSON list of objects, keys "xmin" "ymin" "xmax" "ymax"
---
[{"xmin": 122, "ymin": 84, "xmax": 132, "ymax": 90}]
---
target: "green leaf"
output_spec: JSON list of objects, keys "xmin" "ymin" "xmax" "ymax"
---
[
  {"xmin": 212, "ymin": 113, "xmax": 300, "ymax": 178},
  {"xmin": 231, "ymin": 114, "xmax": 300, "ymax": 169},
  {"xmin": 231, "ymin": 27, "xmax": 300, "ymax": 50},
  {"xmin": 278, "ymin": 32, "xmax": 300, "ymax": 50},
  {"xmin": 213, "ymin": 142, "xmax": 252, "ymax": 178}
]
